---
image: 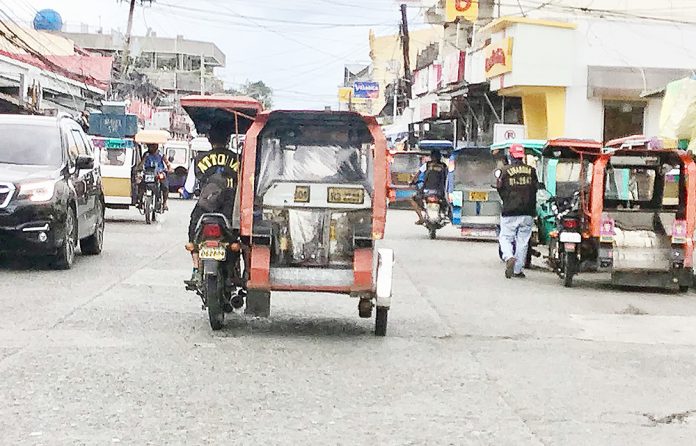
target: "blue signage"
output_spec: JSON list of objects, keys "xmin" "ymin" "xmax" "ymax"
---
[{"xmin": 353, "ymin": 81, "xmax": 380, "ymax": 99}]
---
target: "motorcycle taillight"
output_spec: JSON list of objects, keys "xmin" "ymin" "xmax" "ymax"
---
[
  {"xmin": 202, "ymin": 223, "xmax": 222, "ymax": 239},
  {"xmin": 426, "ymin": 196, "xmax": 439, "ymax": 203},
  {"xmin": 157, "ymin": 172, "xmax": 166, "ymax": 180},
  {"xmin": 562, "ymin": 218, "xmax": 579, "ymax": 230}
]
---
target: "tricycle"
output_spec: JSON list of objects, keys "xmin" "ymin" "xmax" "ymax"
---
[
  {"xmin": 589, "ymin": 136, "xmax": 695, "ymax": 291},
  {"xmin": 240, "ymin": 110, "xmax": 394, "ymax": 335},
  {"xmin": 448, "ymin": 146, "xmax": 500, "ymax": 240}
]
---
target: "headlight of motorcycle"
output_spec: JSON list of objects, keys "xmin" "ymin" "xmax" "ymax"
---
[{"xmin": 18, "ymin": 180, "xmax": 57, "ymax": 202}]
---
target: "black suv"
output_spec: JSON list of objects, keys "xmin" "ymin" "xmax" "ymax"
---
[{"xmin": 0, "ymin": 114, "xmax": 105, "ymax": 269}]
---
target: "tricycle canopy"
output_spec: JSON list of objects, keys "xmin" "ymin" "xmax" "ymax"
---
[
  {"xmin": 180, "ymin": 95, "xmax": 263, "ymax": 138},
  {"xmin": 490, "ymin": 139, "xmax": 546, "ymax": 156}
]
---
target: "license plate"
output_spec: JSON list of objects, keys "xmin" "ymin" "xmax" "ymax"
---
[
  {"xmin": 327, "ymin": 187, "xmax": 364, "ymax": 204},
  {"xmin": 559, "ymin": 232, "xmax": 582, "ymax": 243},
  {"xmin": 199, "ymin": 246, "xmax": 226, "ymax": 261},
  {"xmin": 461, "ymin": 228, "xmax": 496, "ymax": 238},
  {"xmin": 469, "ymin": 191, "xmax": 489, "ymax": 202},
  {"xmin": 397, "ymin": 173, "xmax": 412, "ymax": 183},
  {"xmin": 144, "ymin": 174, "xmax": 155, "ymax": 182}
]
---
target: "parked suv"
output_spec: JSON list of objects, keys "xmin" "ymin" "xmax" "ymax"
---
[{"xmin": 0, "ymin": 114, "xmax": 105, "ymax": 269}]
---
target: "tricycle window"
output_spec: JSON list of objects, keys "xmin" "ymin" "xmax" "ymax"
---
[{"xmin": 256, "ymin": 124, "xmax": 374, "ymax": 197}]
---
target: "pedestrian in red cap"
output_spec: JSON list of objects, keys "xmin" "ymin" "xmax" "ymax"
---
[{"xmin": 496, "ymin": 143, "xmax": 539, "ymax": 278}]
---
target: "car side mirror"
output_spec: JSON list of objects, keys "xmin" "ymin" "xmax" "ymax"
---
[{"xmin": 75, "ymin": 154, "xmax": 94, "ymax": 170}]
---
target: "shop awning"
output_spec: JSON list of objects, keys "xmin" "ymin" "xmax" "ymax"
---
[{"xmin": 587, "ymin": 66, "xmax": 693, "ymax": 99}]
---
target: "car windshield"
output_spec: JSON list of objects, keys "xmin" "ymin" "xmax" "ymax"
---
[
  {"xmin": 0, "ymin": 123, "xmax": 62, "ymax": 166},
  {"xmin": 453, "ymin": 149, "xmax": 497, "ymax": 188}
]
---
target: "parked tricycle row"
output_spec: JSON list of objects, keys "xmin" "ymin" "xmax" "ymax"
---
[{"xmin": 390, "ymin": 136, "xmax": 696, "ymax": 292}]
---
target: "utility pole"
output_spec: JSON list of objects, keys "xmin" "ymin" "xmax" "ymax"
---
[
  {"xmin": 400, "ymin": 4, "xmax": 415, "ymax": 149},
  {"xmin": 120, "ymin": 0, "xmax": 136, "ymax": 80}
]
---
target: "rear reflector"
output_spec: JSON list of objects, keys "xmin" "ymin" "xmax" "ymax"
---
[{"xmin": 426, "ymin": 196, "xmax": 439, "ymax": 203}]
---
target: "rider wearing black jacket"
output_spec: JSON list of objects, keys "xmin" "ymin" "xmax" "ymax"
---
[{"xmin": 185, "ymin": 125, "xmax": 239, "ymax": 283}]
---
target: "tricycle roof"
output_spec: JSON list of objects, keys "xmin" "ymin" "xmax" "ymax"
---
[
  {"xmin": 490, "ymin": 139, "xmax": 546, "ymax": 153},
  {"xmin": 180, "ymin": 94, "xmax": 263, "ymax": 137}
]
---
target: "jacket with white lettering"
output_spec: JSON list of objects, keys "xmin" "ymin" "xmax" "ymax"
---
[
  {"xmin": 496, "ymin": 163, "xmax": 539, "ymax": 217},
  {"xmin": 193, "ymin": 149, "xmax": 239, "ymax": 190}
]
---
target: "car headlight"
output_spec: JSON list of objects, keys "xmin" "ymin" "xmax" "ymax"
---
[{"xmin": 18, "ymin": 180, "xmax": 57, "ymax": 202}]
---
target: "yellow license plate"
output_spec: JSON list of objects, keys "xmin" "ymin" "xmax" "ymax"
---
[
  {"xmin": 469, "ymin": 191, "xmax": 489, "ymax": 202},
  {"xmin": 397, "ymin": 173, "xmax": 412, "ymax": 183},
  {"xmin": 327, "ymin": 187, "xmax": 364, "ymax": 205},
  {"xmin": 199, "ymin": 246, "xmax": 227, "ymax": 261}
]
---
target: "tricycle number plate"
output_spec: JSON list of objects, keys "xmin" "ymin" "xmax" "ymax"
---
[
  {"xmin": 327, "ymin": 187, "xmax": 364, "ymax": 205},
  {"xmin": 199, "ymin": 246, "xmax": 227, "ymax": 261},
  {"xmin": 469, "ymin": 191, "xmax": 489, "ymax": 202},
  {"xmin": 397, "ymin": 173, "xmax": 412, "ymax": 183},
  {"xmin": 144, "ymin": 173, "xmax": 155, "ymax": 182}
]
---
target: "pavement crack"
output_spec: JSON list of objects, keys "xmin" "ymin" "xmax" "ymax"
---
[{"xmin": 643, "ymin": 410, "xmax": 696, "ymax": 426}]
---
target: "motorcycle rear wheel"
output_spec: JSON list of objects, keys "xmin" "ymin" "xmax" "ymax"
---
[
  {"xmin": 205, "ymin": 273, "xmax": 224, "ymax": 330},
  {"xmin": 563, "ymin": 251, "xmax": 577, "ymax": 288}
]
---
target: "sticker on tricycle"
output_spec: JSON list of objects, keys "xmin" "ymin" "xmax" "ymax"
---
[
  {"xmin": 199, "ymin": 246, "xmax": 227, "ymax": 261},
  {"xmin": 327, "ymin": 187, "xmax": 365, "ymax": 205}
]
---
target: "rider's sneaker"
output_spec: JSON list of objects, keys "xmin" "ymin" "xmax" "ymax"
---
[
  {"xmin": 163, "ymin": 203, "xmax": 169, "ymax": 211},
  {"xmin": 514, "ymin": 272, "xmax": 527, "ymax": 279}
]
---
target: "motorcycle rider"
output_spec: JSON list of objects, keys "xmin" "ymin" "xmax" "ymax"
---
[
  {"xmin": 496, "ymin": 143, "xmax": 539, "ymax": 279},
  {"xmin": 136, "ymin": 143, "xmax": 172, "ymax": 211},
  {"xmin": 410, "ymin": 149, "xmax": 448, "ymax": 225},
  {"xmin": 183, "ymin": 124, "xmax": 239, "ymax": 285}
]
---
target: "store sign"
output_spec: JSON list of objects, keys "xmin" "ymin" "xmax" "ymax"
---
[
  {"xmin": 445, "ymin": 0, "xmax": 478, "ymax": 23},
  {"xmin": 443, "ymin": 51, "xmax": 465, "ymax": 85},
  {"xmin": 484, "ymin": 38, "xmax": 513, "ymax": 79},
  {"xmin": 338, "ymin": 87, "xmax": 366, "ymax": 104},
  {"xmin": 493, "ymin": 124, "xmax": 526, "ymax": 144},
  {"xmin": 353, "ymin": 81, "xmax": 380, "ymax": 99}
]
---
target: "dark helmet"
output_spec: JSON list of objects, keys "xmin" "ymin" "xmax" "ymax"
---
[{"xmin": 430, "ymin": 149, "xmax": 442, "ymax": 161}]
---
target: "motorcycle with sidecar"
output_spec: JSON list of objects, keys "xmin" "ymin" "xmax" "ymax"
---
[{"xmin": 240, "ymin": 110, "xmax": 394, "ymax": 335}]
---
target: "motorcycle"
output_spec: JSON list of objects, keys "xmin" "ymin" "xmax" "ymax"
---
[
  {"xmin": 547, "ymin": 192, "xmax": 582, "ymax": 287},
  {"xmin": 140, "ymin": 166, "xmax": 166, "ymax": 224},
  {"xmin": 187, "ymin": 213, "xmax": 246, "ymax": 330},
  {"xmin": 421, "ymin": 189, "xmax": 450, "ymax": 239}
]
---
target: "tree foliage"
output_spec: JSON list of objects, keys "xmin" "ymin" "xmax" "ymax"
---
[{"xmin": 225, "ymin": 80, "xmax": 273, "ymax": 109}]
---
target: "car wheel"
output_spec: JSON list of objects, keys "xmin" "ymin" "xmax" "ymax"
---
[
  {"xmin": 53, "ymin": 207, "xmax": 77, "ymax": 270},
  {"xmin": 80, "ymin": 200, "xmax": 104, "ymax": 255}
]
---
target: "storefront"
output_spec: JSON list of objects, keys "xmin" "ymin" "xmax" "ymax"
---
[{"xmin": 467, "ymin": 17, "xmax": 696, "ymax": 141}]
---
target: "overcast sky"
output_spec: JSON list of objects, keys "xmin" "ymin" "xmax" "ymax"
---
[{"xmin": 11, "ymin": 0, "xmax": 428, "ymax": 109}]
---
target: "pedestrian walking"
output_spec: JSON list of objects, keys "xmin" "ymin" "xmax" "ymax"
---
[{"xmin": 496, "ymin": 143, "xmax": 539, "ymax": 279}]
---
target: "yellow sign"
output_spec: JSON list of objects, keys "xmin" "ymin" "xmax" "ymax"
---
[
  {"xmin": 338, "ymin": 87, "xmax": 352, "ymax": 103},
  {"xmin": 446, "ymin": 0, "xmax": 478, "ymax": 23},
  {"xmin": 338, "ymin": 87, "xmax": 366, "ymax": 104},
  {"xmin": 484, "ymin": 37, "xmax": 513, "ymax": 79}
]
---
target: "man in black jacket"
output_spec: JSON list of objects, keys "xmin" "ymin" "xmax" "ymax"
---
[{"xmin": 496, "ymin": 143, "xmax": 539, "ymax": 279}]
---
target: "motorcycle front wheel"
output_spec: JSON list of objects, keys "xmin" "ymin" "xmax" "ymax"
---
[{"xmin": 144, "ymin": 195, "xmax": 152, "ymax": 225}]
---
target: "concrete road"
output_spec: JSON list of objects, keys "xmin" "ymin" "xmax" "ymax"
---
[{"xmin": 1, "ymin": 200, "xmax": 696, "ymax": 445}]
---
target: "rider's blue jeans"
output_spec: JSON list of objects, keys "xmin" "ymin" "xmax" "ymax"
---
[{"xmin": 499, "ymin": 215, "xmax": 534, "ymax": 274}]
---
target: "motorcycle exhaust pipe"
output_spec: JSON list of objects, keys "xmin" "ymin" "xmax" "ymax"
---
[{"xmin": 231, "ymin": 292, "xmax": 245, "ymax": 309}]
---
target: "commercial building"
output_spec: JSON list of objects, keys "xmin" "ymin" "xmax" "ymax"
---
[
  {"xmin": 0, "ymin": 20, "xmax": 111, "ymax": 114},
  {"xmin": 467, "ymin": 17, "xmax": 696, "ymax": 141},
  {"xmin": 60, "ymin": 28, "xmax": 226, "ymax": 97}
]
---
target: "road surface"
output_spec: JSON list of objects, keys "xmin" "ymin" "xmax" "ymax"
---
[{"xmin": 1, "ymin": 200, "xmax": 695, "ymax": 445}]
